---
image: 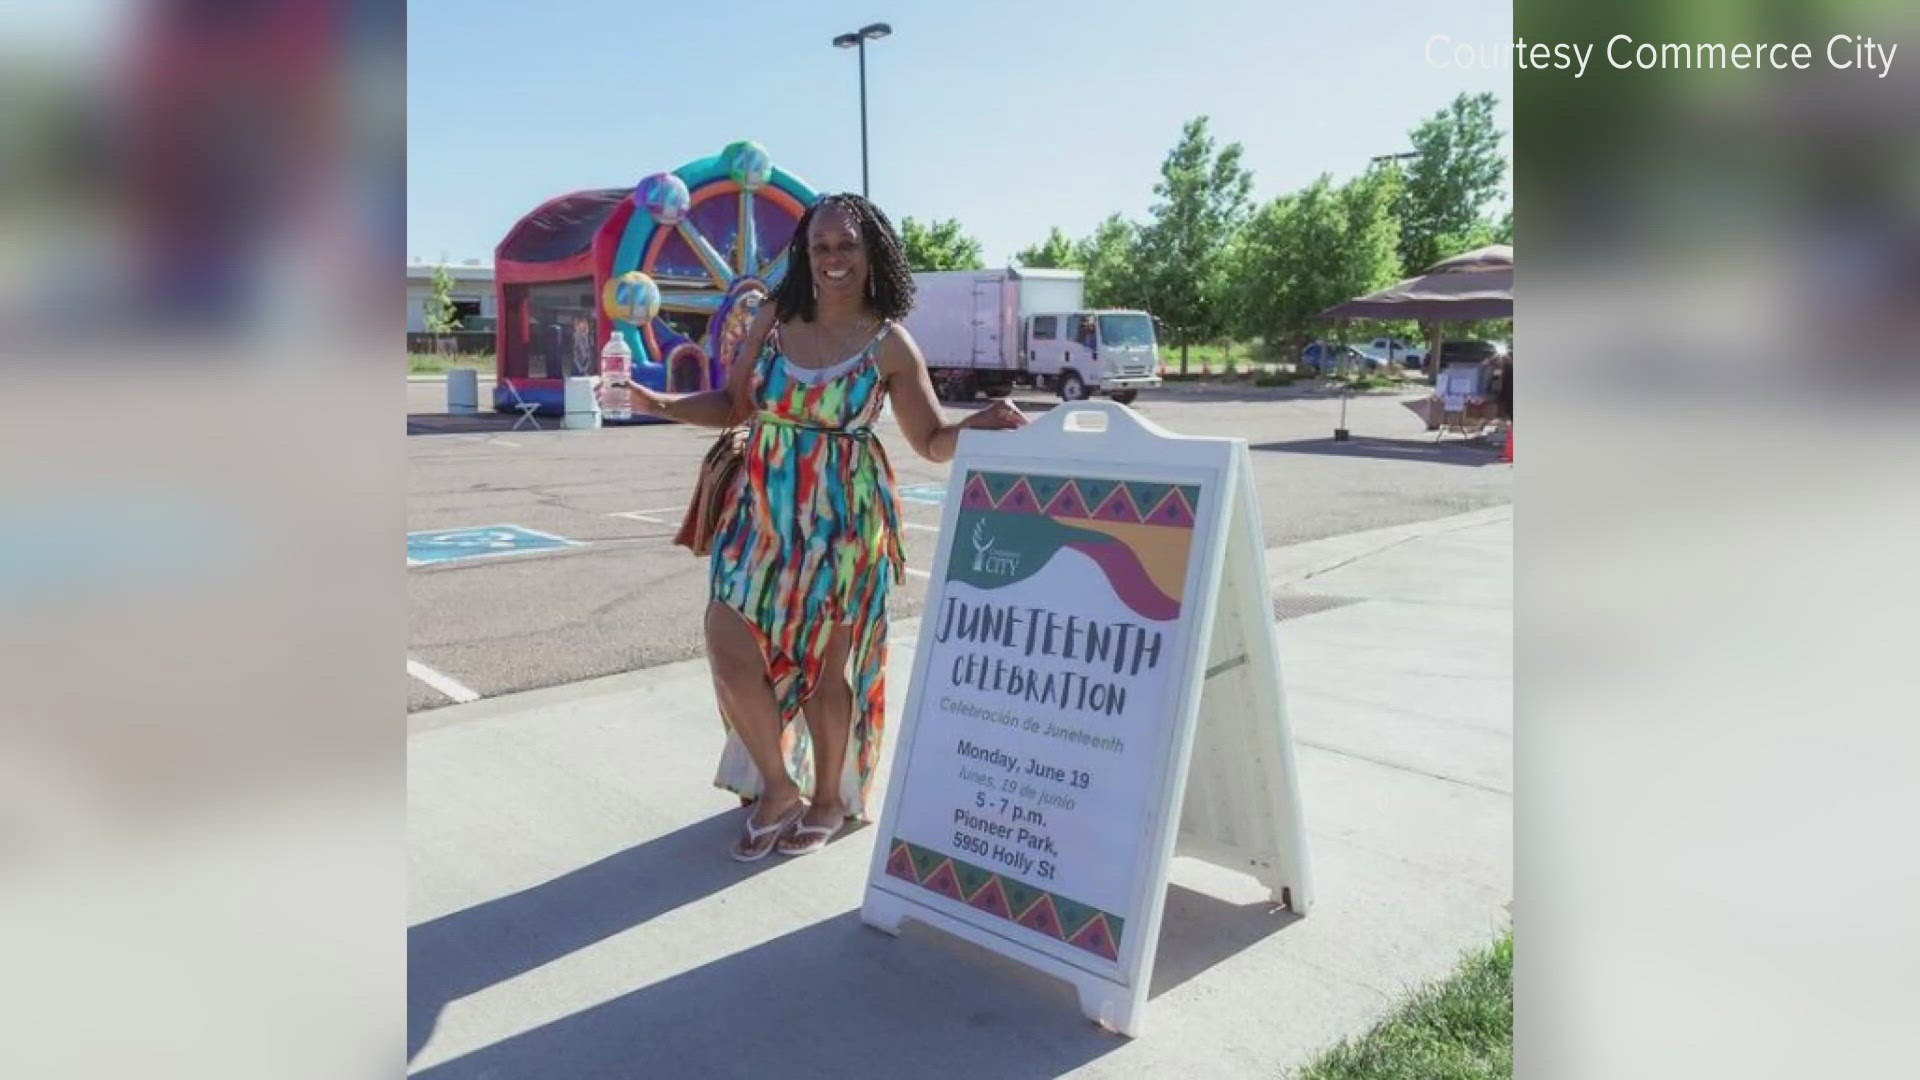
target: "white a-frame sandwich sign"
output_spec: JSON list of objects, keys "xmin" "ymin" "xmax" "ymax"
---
[{"xmin": 862, "ymin": 401, "xmax": 1313, "ymax": 1037}]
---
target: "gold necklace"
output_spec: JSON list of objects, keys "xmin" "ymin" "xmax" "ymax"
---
[{"xmin": 807, "ymin": 315, "xmax": 877, "ymax": 363}]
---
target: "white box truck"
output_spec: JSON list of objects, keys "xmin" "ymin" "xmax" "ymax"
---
[{"xmin": 903, "ymin": 268, "xmax": 1162, "ymax": 404}]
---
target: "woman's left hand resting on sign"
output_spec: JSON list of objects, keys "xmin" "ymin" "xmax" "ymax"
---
[{"xmin": 957, "ymin": 397, "xmax": 1028, "ymax": 432}]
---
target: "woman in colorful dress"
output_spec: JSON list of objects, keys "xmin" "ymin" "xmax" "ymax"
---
[{"xmin": 629, "ymin": 194, "xmax": 1027, "ymax": 860}]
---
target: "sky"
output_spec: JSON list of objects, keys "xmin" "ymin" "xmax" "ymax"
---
[{"xmin": 407, "ymin": 0, "xmax": 1512, "ymax": 268}]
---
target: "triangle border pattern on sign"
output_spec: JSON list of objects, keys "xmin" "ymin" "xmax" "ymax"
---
[
  {"xmin": 1066, "ymin": 913, "xmax": 1122, "ymax": 962},
  {"xmin": 1023, "ymin": 474, "xmax": 1069, "ymax": 509},
  {"xmin": 882, "ymin": 838, "xmax": 1126, "ymax": 959},
  {"xmin": 964, "ymin": 471, "xmax": 1201, "ymax": 529},
  {"xmin": 1144, "ymin": 486, "xmax": 1198, "ymax": 528},
  {"xmin": 981, "ymin": 472, "xmax": 1021, "ymax": 504},
  {"xmin": 1043, "ymin": 481, "xmax": 1092, "ymax": 519},
  {"xmin": 960, "ymin": 474, "xmax": 995, "ymax": 510},
  {"xmin": 999, "ymin": 477, "xmax": 1042, "ymax": 513},
  {"xmin": 1091, "ymin": 483, "xmax": 1144, "ymax": 523}
]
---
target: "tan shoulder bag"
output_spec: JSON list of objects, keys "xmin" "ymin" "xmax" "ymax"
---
[{"xmin": 672, "ymin": 294, "xmax": 768, "ymax": 556}]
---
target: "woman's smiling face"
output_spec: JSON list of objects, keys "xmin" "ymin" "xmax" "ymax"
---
[{"xmin": 808, "ymin": 204, "xmax": 868, "ymax": 303}]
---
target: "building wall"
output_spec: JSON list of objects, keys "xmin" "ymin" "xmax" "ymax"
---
[{"xmin": 406, "ymin": 270, "xmax": 497, "ymax": 334}]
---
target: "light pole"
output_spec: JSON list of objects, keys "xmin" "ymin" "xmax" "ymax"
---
[
  {"xmin": 1331, "ymin": 149, "xmax": 1418, "ymax": 440},
  {"xmin": 831, "ymin": 22, "xmax": 891, "ymax": 197},
  {"xmin": 1369, "ymin": 149, "xmax": 1428, "ymax": 375}
]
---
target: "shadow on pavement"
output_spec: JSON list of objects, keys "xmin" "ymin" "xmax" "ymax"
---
[
  {"xmin": 1251, "ymin": 434, "xmax": 1503, "ymax": 468},
  {"xmin": 409, "ymin": 811, "xmax": 774, "ymax": 1062},
  {"xmin": 411, "ymin": 910, "xmax": 1118, "ymax": 1079},
  {"xmin": 411, "ymin": 843, "xmax": 1294, "ymax": 1077},
  {"xmin": 407, "ymin": 413, "xmax": 529, "ymax": 436},
  {"xmin": 1149, "ymin": 883, "xmax": 1302, "ymax": 996},
  {"xmin": 1155, "ymin": 380, "xmax": 1422, "ymax": 404}
]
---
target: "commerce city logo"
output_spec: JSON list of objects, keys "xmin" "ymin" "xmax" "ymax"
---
[
  {"xmin": 970, "ymin": 519, "xmax": 1021, "ymax": 577},
  {"xmin": 944, "ymin": 471, "xmax": 1199, "ymax": 622}
]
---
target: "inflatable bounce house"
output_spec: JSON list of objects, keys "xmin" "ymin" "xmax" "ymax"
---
[{"xmin": 492, "ymin": 141, "xmax": 818, "ymax": 416}]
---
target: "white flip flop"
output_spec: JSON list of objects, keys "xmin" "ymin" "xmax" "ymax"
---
[
  {"xmin": 730, "ymin": 800, "xmax": 806, "ymax": 862},
  {"xmin": 776, "ymin": 809, "xmax": 851, "ymax": 857}
]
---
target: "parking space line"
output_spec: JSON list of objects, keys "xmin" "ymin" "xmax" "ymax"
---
[
  {"xmin": 903, "ymin": 522, "xmax": 939, "ymax": 533},
  {"xmin": 609, "ymin": 506, "xmax": 684, "ymax": 525},
  {"xmin": 408, "ymin": 658, "xmax": 479, "ymax": 703},
  {"xmin": 904, "ymin": 567, "xmax": 931, "ymax": 580}
]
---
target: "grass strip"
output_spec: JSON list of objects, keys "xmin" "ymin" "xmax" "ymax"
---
[{"xmin": 1294, "ymin": 931, "xmax": 1512, "ymax": 1080}]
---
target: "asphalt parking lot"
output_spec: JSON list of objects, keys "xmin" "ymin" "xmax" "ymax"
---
[{"xmin": 407, "ymin": 381, "xmax": 1509, "ymax": 711}]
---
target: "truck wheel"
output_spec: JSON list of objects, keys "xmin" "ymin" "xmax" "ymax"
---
[
  {"xmin": 1109, "ymin": 390, "xmax": 1138, "ymax": 405},
  {"xmin": 1058, "ymin": 372, "xmax": 1087, "ymax": 402}
]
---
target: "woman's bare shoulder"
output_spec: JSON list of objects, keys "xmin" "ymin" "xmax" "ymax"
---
[{"xmin": 875, "ymin": 321, "xmax": 925, "ymax": 375}]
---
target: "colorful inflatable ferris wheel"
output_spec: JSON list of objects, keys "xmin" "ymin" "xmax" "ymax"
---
[
  {"xmin": 609, "ymin": 141, "xmax": 817, "ymax": 394},
  {"xmin": 492, "ymin": 141, "xmax": 817, "ymax": 415}
]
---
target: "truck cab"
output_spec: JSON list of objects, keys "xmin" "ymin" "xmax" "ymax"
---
[{"xmin": 1023, "ymin": 309, "xmax": 1162, "ymax": 404}]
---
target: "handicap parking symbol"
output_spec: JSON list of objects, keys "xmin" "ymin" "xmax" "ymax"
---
[
  {"xmin": 407, "ymin": 524, "xmax": 581, "ymax": 566},
  {"xmin": 897, "ymin": 482, "xmax": 948, "ymax": 507}
]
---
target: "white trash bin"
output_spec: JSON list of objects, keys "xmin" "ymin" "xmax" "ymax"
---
[
  {"xmin": 562, "ymin": 375, "xmax": 602, "ymax": 430},
  {"xmin": 446, "ymin": 368, "xmax": 478, "ymax": 416}
]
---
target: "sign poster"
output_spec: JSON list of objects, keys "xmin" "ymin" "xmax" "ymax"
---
[
  {"xmin": 876, "ymin": 469, "xmax": 1203, "ymax": 969},
  {"xmin": 1438, "ymin": 363, "xmax": 1481, "ymax": 411}
]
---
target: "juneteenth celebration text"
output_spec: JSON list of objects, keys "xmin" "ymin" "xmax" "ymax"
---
[{"xmin": 934, "ymin": 596, "xmax": 1167, "ymax": 718}]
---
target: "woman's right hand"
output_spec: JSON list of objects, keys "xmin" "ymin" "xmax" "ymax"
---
[{"xmin": 629, "ymin": 384, "xmax": 670, "ymax": 418}]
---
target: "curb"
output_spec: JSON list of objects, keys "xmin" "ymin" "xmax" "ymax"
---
[
  {"xmin": 1264, "ymin": 505, "xmax": 1512, "ymax": 588},
  {"xmin": 410, "ymin": 504, "xmax": 1513, "ymax": 728}
]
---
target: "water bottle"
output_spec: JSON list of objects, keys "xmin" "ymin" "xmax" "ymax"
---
[{"xmin": 599, "ymin": 330, "xmax": 632, "ymax": 421}]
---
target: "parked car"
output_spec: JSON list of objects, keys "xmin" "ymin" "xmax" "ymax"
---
[
  {"xmin": 1437, "ymin": 339, "xmax": 1504, "ymax": 367},
  {"xmin": 1355, "ymin": 336, "xmax": 1425, "ymax": 369},
  {"xmin": 1299, "ymin": 341, "xmax": 1374, "ymax": 374}
]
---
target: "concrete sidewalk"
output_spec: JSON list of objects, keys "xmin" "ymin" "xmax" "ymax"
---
[{"xmin": 408, "ymin": 505, "xmax": 1512, "ymax": 1077}]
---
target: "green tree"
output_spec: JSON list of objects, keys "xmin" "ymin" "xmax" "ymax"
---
[
  {"xmin": 899, "ymin": 217, "xmax": 985, "ymax": 271},
  {"xmin": 1229, "ymin": 168, "xmax": 1402, "ymax": 357},
  {"xmin": 1013, "ymin": 226, "xmax": 1079, "ymax": 269},
  {"xmin": 1227, "ymin": 183, "xmax": 1337, "ymax": 350},
  {"xmin": 1339, "ymin": 167, "xmax": 1423, "ymax": 355},
  {"xmin": 424, "ymin": 264, "xmax": 463, "ymax": 340},
  {"xmin": 1395, "ymin": 92, "xmax": 1507, "ymax": 273},
  {"xmin": 1074, "ymin": 214, "xmax": 1143, "ymax": 309},
  {"xmin": 1134, "ymin": 116, "xmax": 1253, "ymax": 371}
]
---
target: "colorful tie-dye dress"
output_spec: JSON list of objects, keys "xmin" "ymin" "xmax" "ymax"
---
[{"xmin": 708, "ymin": 322, "xmax": 905, "ymax": 818}]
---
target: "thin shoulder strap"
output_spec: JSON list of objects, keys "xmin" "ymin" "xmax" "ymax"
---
[{"xmin": 862, "ymin": 320, "xmax": 895, "ymax": 356}]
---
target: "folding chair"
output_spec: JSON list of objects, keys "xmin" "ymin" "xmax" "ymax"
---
[{"xmin": 502, "ymin": 379, "xmax": 543, "ymax": 431}]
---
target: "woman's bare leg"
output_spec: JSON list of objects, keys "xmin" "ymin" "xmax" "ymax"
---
[
  {"xmin": 705, "ymin": 601, "xmax": 803, "ymax": 826},
  {"xmin": 796, "ymin": 627, "xmax": 855, "ymax": 829}
]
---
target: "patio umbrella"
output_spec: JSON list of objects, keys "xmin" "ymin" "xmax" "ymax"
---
[
  {"xmin": 1319, "ymin": 244, "xmax": 1512, "ymax": 322},
  {"xmin": 1317, "ymin": 244, "xmax": 1512, "ymax": 439}
]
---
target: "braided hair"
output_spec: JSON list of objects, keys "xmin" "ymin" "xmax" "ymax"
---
[{"xmin": 768, "ymin": 192, "xmax": 916, "ymax": 324}]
